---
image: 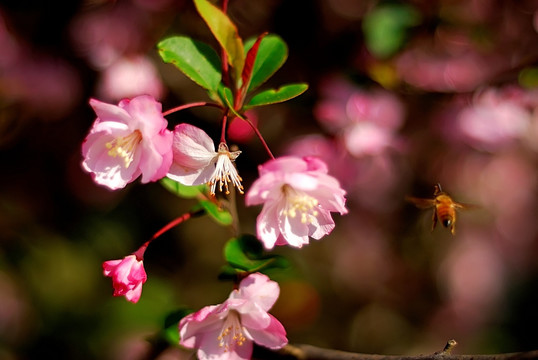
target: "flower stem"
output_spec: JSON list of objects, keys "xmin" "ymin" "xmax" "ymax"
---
[
  {"xmin": 162, "ymin": 102, "xmax": 223, "ymax": 117},
  {"xmin": 133, "ymin": 209, "xmax": 205, "ymax": 260},
  {"xmin": 244, "ymin": 114, "xmax": 275, "ymax": 159},
  {"xmin": 220, "ymin": 113, "xmax": 229, "ymax": 144}
]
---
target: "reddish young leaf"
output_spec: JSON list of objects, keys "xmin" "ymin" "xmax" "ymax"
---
[{"xmin": 241, "ymin": 32, "xmax": 268, "ymax": 93}]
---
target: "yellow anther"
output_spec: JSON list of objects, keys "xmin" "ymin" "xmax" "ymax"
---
[
  {"xmin": 105, "ymin": 130, "xmax": 142, "ymax": 168},
  {"xmin": 281, "ymin": 185, "xmax": 320, "ymax": 224}
]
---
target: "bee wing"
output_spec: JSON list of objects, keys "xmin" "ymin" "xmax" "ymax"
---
[
  {"xmin": 453, "ymin": 202, "xmax": 479, "ymax": 210},
  {"xmin": 405, "ymin": 196, "xmax": 436, "ymax": 209}
]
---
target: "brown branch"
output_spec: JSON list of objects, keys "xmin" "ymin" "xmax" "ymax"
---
[{"xmin": 253, "ymin": 340, "xmax": 538, "ymax": 360}]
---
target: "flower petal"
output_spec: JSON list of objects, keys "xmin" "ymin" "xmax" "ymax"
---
[
  {"xmin": 243, "ymin": 315, "xmax": 287, "ymax": 350},
  {"xmin": 179, "ymin": 305, "xmax": 223, "ymax": 348},
  {"xmin": 89, "ymin": 98, "xmax": 132, "ymax": 126},
  {"xmin": 167, "ymin": 123, "xmax": 218, "ymax": 185},
  {"xmin": 235, "ymin": 273, "xmax": 279, "ymax": 312},
  {"xmin": 120, "ymin": 95, "xmax": 167, "ymax": 135},
  {"xmin": 256, "ymin": 200, "xmax": 281, "ymax": 249}
]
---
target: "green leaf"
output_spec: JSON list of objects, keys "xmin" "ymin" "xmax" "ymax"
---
[
  {"xmin": 217, "ymin": 84, "xmax": 235, "ymax": 108},
  {"xmin": 362, "ymin": 3, "xmax": 421, "ymax": 58},
  {"xmin": 245, "ymin": 34, "xmax": 288, "ymax": 91},
  {"xmin": 218, "ymin": 264, "xmax": 245, "ymax": 281},
  {"xmin": 519, "ymin": 67, "xmax": 538, "ymax": 88},
  {"xmin": 158, "ymin": 36, "xmax": 221, "ymax": 91},
  {"xmin": 162, "ymin": 308, "xmax": 193, "ymax": 345},
  {"xmin": 217, "ymin": 83, "xmax": 244, "ymax": 119},
  {"xmin": 245, "ymin": 83, "xmax": 308, "ymax": 108},
  {"xmin": 160, "ymin": 177, "xmax": 206, "ymax": 199},
  {"xmin": 224, "ymin": 235, "xmax": 290, "ymax": 272},
  {"xmin": 198, "ymin": 199, "xmax": 233, "ymax": 226},
  {"xmin": 193, "ymin": 0, "xmax": 245, "ymax": 83}
]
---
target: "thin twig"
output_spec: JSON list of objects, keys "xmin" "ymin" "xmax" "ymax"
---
[{"xmin": 252, "ymin": 342, "xmax": 538, "ymax": 360}]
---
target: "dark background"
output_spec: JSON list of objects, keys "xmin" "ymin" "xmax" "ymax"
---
[{"xmin": 1, "ymin": 0, "xmax": 538, "ymax": 359}]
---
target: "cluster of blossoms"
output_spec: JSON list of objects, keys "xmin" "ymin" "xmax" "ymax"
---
[
  {"xmin": 81, "ymin": 95, "xmax": 241, "ymax": 194},
  {"xmin": 82, "ymin": 95, "xmax": 347, "ymax": 359},
  {"xmin": 82, "ymin": 95, "xmax": 348, "ymax": 249}
]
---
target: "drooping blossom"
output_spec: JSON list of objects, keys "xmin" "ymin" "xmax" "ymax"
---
[
  {"xmin": 103, "ymin": 254, "xmax": 147, "ymax": 303},
  {"xmin": 179, "ymin": 273, "xmax": 287, "ymax": 360},
  {"xmin": 82, "ymin": 95, "xmax": 173, "ymax": 190},
  {"xmin": 167, "ymin": 123, "xmax": 244, "ymax": 195},
  {"xmin": 245, "ymin": 156, "xmax": 348, "ymax": 249}
]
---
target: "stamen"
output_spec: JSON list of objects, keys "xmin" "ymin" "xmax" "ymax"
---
[
  {"xmin": 281, "ymin": 185, "xmax": 319, "ymax": 224},
  {"xmin": 105, "ymin": 130, "xmax": 143, "ymax": 168},
  {"xmin": 208, "ymin": 143, "xmax": 244, "ymax": 196},
  {"xmin": 217, "ymin": 311, "xmax": 246, "ymax": 352}
]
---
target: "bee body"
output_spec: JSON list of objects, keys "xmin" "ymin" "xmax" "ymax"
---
[{"xmin": 407, "ymin": 184, "xmax": 469, "ymax": 235}]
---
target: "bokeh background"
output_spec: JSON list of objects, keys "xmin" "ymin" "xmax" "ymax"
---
[{"xmin": 2, "ymin": 0, "xmax": 538, "ymax": 359}]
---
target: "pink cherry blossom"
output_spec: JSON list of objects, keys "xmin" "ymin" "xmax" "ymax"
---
[
  {"xmin": 82, "ymin": 95, "xmax": 173, "ymax": 190},
  {"xmin": 455, "ymin": 87, "xmax": 531, "ymax": 151},
  {"xmin": 167, "ymin": 123, "xmax": 244, "ymax": 195},
  {"xmin": 96, "ymin": 55, "xmax": 164, "ymax": 102},
  {"xmin": 245, "ymin": 156, "xmax": 348, "ymax": 249},
  {"xmin": 314, "ymin": 77, "xmax": 405, "ymax": 157},
  {"xmin": 179, "ymin": 273, "xmax": 287, "ymax": 360},
  {"xmin": 103, "ymin": 254, "xmax": 147, "ymax": 303}
]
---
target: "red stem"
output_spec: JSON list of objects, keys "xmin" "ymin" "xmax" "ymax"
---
[
  {"xmin": 162, "ymin": 102, "xmax": 223, "ymax": 117},
  {"xmin": 220, "ymin": 113, "xmax": 228, "ymax": 144},
  {"xmin": 132, "ymin": 209, "xmax": 204, "ymax": 261},
  {"xmin": 244, "ymin": 115, "xmax": 275, "ymax": 159}
]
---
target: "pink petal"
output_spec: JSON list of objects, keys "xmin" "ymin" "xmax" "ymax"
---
[
  {"xmin": 303, "ymin": 156, "xmax": 329, "ymax": 173},
  {"xmin": 137, "ymin": 134, "xmax": 173, "ymax": 183},
  {"xmin": 89, "ymin": 98, "xmax": 132, "ymax": 125},
  {"xmin": 235, "ymin": 273, "xmax": 279, "ymax": 312},
  {"xmin": 256, "ymin": 201, "xmax": 281, "ymax": 249},
  {"xmin": 245, "ymin": 173, "xmax": 281, "ymax": 205},
  {"xmin": 82, "ymin": 129, "xmax": 140, "ymax": 190},
  {"xmin": 197, "ymin": 337, "xmax": 253, "ymax": 360},
  {"xmin": 172, "ymin": 123, "xmax": 215, "ymax": 166},
  {"xmin": 258, "ymin": 156, "xmax": 307, "ymax": 176},
  {"xmin": 124, "ymin": 281, "xmax": 143, "ymax": 303},
  {"xmin": 179, "ymin": 305, "xmax": 223, "ymax": 348},
  {"xmin": 280, "ymin": 213, "xmax": 310, "ymax": 248},
  {"xmin": 102, "ymin": 259, "xmax": 122, "ymax": 276},
  {"xmin": 167, "ymin": 124, "xmax": 217, "ymax": 185},
  {"xmin": 244, "ymin": 315, "xmax": 287, "ymax": 350},
  {"xmin": 121, "ymin": 95, "xmax": 166, "ymax": 135},
  {"xmin": 308, "ymin": 210, "xmax": 335, "ymax": 239}
]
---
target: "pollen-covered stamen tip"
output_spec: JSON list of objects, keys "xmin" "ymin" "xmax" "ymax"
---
[
  {"xmin": 208, "ymin": 143, "xmax": 244, "ymax": 196},
  {"xmin": 217, "ymin": 311, "xmax": 246, "ymax": 352},
  {"xmin": 106, "ymin": 130, "xmax": 143, "ymax": 168},
  {"xmin": 282, "ymin": 185, "xmax": 319, "ymax": 224}
]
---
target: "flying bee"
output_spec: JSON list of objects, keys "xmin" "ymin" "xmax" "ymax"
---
[{"xmin": 406, "ymin": 183, "xmax": 474, "ymax": 235}]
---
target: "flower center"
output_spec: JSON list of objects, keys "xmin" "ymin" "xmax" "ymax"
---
[
  {"xmin": 208, "ymin": 143, "xmax": 244, "ymax": 196},
  {"xmin": 281, "ymin": 185, "xmax": 319, "ymax": 224},
  {"xmin": 217, "ymin": 311, "xmax": 246, "ymax": 352},
  {"xmin": 106, "ymin": 130, "xmax": 143, "ymax": 168}
]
